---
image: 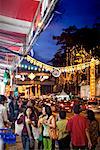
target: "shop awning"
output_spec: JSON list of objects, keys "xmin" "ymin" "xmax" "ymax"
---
[
  {"xmin": 0, "ymin": 0, "xmax": 58, "ymax": 80},
  {"xmin": 0, "ymin": 0, "xmax": 40, "ymax": 68}
]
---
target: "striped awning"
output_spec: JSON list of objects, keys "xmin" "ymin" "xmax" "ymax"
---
[{"xmin": 0, "ymin": 0, "xmax": 58, "ymax": 80}]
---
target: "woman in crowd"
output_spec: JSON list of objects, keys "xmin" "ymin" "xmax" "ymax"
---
[
  {"xmin": 38, "ymin": 105, "xmax": 56, "ymax": 150},
  {"xmin": 38, "ymin": 105, "xmax": 46, "ymax": 150},
  {"xmin": 87, "ymin": 109, "xmax": 99, "ymax": 150},
  {"xmin": 17, "ymin": 106, "xmax": 35, "ymax": 150},
  {"xmin": 56, "ymin": 110, "xmax": 70, "ymax": 150}
]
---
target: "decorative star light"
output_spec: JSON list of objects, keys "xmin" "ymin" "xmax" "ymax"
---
[{"xmin": 28, "ymin": 73, "xmax": 36, "ymax": 80}]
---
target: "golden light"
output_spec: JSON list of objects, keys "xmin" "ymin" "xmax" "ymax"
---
[
  {"xmin": 27, "ymin": 55, "xmax": 100, "ymax": 74},
  {"xmin": 38, "ymin": 21, "xmax": 43, "ymax": 28},
  {"xmin": 28, "ymin": 73, "xmax": 36, "ymax": 80},
  {"xmin": 90, "ymin": 58, "xmax": 96, "ymax": 98},
  {"xmin": 40, "ymin": 76, "xmax": 49, "ymax": 82}
]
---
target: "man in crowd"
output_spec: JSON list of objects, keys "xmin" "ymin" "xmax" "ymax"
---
[
  {"xmin": 0, "ymin": 95, "xmax": 9, "ymax": 150},
  {"xmin": 67, "ymin": 104, "xmax": 92, "ymax": 150}
]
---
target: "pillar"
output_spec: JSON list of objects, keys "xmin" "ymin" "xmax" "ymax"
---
[
  {"xmin": 35, "ymin": 84, "xmax": 38, "ymax": 97},
  {"xmin": 90, "ymin": 58, "xmax": 96, "ymax": 99},
  {"xmin": 25, "ymin": 87, "xmax": 28, "ymax": 98},
  {"xmin": 30, "ymin": 86, "xmax": 33, "ymax": 98},
  {"xmin": 38, "ymin": 85, "xmax": 41, "ymax": 96}
]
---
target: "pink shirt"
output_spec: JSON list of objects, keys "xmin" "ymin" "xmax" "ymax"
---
[{"xmin": 67, "ymin": 114, "xmax": 89, "ymax": 146}]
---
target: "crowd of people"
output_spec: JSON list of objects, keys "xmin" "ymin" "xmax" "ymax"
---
[{"xmin": 0, "ymin": 94, "xmax": 99, "ymax": 150}]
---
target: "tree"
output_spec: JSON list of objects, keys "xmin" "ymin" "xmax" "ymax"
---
[
  {"xmin": 49, "ymin": 51, "xmax": 66, "ymax": 67},
  {"xmin": 51, "ymin": 25, "xmax": 100, "ymax": 67},
  {"xmin": 51, "ymin": 25, "xmax": 100, "ymax": 94}
]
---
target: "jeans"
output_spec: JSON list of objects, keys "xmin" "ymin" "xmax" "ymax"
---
[
  {"xmin": 58, "ymin": 135, "xmax": 70, "ymax": 150},
  {"xmin": 21, "ymin": 135, "xmax": 30, "ymax": 150}
]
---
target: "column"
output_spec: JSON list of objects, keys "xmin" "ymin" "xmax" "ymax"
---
[
  {"xmin": 38, "ymin": 85, "xmax": 41, "ymax": 96},
  {"xmin": 35, "ymin": 85, "xmax": 37, "ymax": 97},
  {"xmin": 25, "ymin": 87, "xmax": 27, "ymax": 98},
  {"xmin": 90, "ymin": 58, "xmax": 96, "ymax": 99},
  {"xmin": 30, "ymin": 86, "xmax": 33, "ymax": 98}
]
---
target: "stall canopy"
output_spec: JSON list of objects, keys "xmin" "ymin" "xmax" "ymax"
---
[
  {"xmin": 0, "ymin": 0, "xmax": 58, "ymax": 80},
  {"xmin": 56, "ymin": 90, "xmax": 70, "ymax": 100}
]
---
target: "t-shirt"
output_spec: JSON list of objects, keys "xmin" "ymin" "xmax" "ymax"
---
[
  {"xmin": 43, "ymin": 115, "xmax": 49, "ymax": 137},
  {"xmin": 56, "ymin": 119, "xmax": 68, "ymax": 140},
  {"xmin": 67, "ymin": 114, "xmax": 89, "ymax": 146}
]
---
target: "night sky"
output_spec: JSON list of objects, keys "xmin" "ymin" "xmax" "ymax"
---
[{"xmin": 32, "ymin": 0, "xmax": 100, "ymax": 63}]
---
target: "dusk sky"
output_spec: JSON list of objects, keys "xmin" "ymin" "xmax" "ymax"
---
[{"xmin": 32, "ymin": 0, "xmax": 99, "ymax": 63}]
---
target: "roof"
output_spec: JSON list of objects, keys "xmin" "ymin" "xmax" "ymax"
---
[
  {"xmin": 59, "ymin": 90, "xmax": 68, "ymax": 96},
  {"xmin": 56, "ymin": 90, "xmax": 70, "ymax": 100}
]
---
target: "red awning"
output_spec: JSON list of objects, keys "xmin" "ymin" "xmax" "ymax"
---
[
  {"xmin": 0, "ymin": 0, "xmax": 40, "ymax": 46},
  {"xmin": 0, "ymin": 0, "xmax": 58, "ymax": 80},
  {"xmin": 0, "ymin": 0, "xmax": 41, "ymax": 71}
]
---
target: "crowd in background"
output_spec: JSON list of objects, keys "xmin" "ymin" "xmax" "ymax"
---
[{"xmin": 0, "ymin": 94, "xmax": 99, "ymax": 150}]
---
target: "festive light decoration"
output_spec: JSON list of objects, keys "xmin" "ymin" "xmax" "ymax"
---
[
  {"xmin": 90, "ymin": 58, "xmax": 96, "ymax": 98},
  {"xmin": 21, "ymin": 75, "xmax": 25, "ymax": 81},
  {"xmin": 26, "ymin": 55, "xmax": 100, "ymax": 74},
  {"xmin": 19, "ymin": 64, "xmax": 38, "ymax": 71},
  {"xmin": 15, "ymin": 75, "xmax": 21, "ymax": 79},
  {"xmin": 52, "ymin": 69, "xmax": 61, "ymax": 77},
  {"xmin": 28, "ymin": 73, "xmax": 36, "ymax": 80},
  {"xmin": 40, "ymin": 75, "xmax": 49, "ymax": 82}
]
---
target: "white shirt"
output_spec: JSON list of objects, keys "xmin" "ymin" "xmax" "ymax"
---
[{"xmin": 0, "ymin": 104, "xmax": 8, "ymax": 128}]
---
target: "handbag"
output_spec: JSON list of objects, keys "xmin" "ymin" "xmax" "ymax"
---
[
  {"xmin": 49, "ymin": 127, "xmax": 59, "ymax": 140},
  {"xmin": 31, "ymin": 126, "xmax": 40, "ymax": 140},
  {"xmin": 15, "ymin": 113, "xmax": 24, "ymax": 136},
  {"xmin": 48, "ymin": 115, "xmax": 59, "ymax": 140}
]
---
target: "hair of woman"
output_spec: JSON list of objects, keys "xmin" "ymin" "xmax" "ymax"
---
[
  {"xmin": 45, "ymin": 105, "xmax": 52, "ymax": 118},
  {"xmin": 87, "ymin": 109, "xmax": 96, "ymax": 121}
]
